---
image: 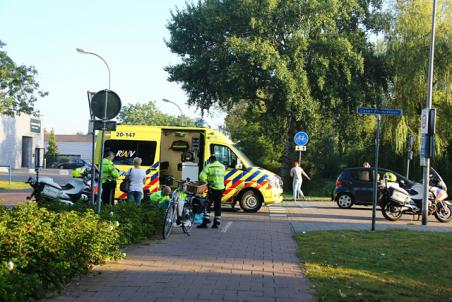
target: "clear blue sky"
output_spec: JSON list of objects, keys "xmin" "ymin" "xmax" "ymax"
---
[{"xmin": 0, "ymin": 0, "xmax": 225, "ymax": 134}]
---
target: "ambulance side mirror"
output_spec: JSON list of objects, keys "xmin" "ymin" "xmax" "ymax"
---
[{"xmin": 235, "ymin": 159, "xmax": 243, "ymax": 170}]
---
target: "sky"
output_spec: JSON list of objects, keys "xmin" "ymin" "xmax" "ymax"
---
[{"xmin": 0, "ymin": 0, "xmax": 226, "ymax": 134}]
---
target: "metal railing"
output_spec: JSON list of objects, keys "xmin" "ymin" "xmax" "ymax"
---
[{"xmin": 0, "ymin": 164, "xmax": 12, "ymax": 184}]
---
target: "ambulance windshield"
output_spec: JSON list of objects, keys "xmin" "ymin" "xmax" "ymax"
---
[{"xmin": 232, "ymin": 145, "xmax": 255, "ymax": 167}]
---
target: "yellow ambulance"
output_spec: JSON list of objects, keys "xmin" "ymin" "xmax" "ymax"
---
[{"xmin": 95, "ymin": 125, "xmax": 283, "ymax": 212}]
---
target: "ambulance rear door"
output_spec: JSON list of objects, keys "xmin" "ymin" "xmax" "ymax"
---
[{"xmin": 103, "ymin": 126, "xmax": 161, "ymax": 198}]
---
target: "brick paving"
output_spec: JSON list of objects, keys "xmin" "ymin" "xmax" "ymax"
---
[{"xmin": 46, "ymin": 208, "xmax": 314, "ymax": 302}]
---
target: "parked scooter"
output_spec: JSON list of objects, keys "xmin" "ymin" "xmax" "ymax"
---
[
  {"xmin": 380, "ymin": 169, "xmax": 451, "ymax": 223},
  {"xmin": 72, "ymin": 165, "xmax": 100, "ymax": 201},
  {"xmin": 26, "ymin": 176, "xmax": 88, "ymax": 205}
]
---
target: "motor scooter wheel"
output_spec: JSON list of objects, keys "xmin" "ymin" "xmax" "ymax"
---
[
  {"xmin": 381, "ymin": 201, "xmax": 403, "ymax": 221},
  {"xmin": 434, "ymin": 204, "xmax": 452, "ymax": 223}
]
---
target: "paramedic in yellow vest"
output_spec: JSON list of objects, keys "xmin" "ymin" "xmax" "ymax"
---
[
  {"xmin": 150, "ymin": 186, "xmax": 172, "ymax": 208},
  {"xmin": 198, "ymin": 155, "xmax": 225, "ymax": 229},
  {"xmin": 102, "ymin": 151, "xmax": 119, "ymax": 205}
]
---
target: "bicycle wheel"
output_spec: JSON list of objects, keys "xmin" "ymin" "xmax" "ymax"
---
[
  {"xmin": 181, "ymin": 205, "xmax": 194, "ymax": 234},
  {"xmin": 162, "ymin": 204, "xmax": 175, "ymax": 239}
]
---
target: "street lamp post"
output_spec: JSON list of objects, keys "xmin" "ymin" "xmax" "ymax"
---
[
  {"xmin": 76, "ymin": 48, "xmax": 111, "ymax": 89},
  {"xmin": 77, "ymin": 48, "xmax": 111, "ymax": 212},
  {"xmin": 162, "ymin": 98, "xmax": 184, "ymax": 125},
  {"xmin": 421, "ymin": 0, "xmax": 438, "ymax": 225}
]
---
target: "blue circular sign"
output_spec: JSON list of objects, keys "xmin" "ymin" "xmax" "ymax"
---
[{"xmin": 294, "ymin": 131, "xmax": 309, "ymax": 146}]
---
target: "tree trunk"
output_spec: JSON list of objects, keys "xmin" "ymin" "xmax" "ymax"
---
[{"xmin": 280, "ymin": 114, "xmax": 297, "ymax": 189}]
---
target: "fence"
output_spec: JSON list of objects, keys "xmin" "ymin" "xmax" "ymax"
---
[{"xmin": 0, "ymin": 164, "xmax": 12, "ymax": 184}]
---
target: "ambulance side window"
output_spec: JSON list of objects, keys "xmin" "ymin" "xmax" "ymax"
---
[{"xmin": 210, "ymin": 145, "xmax": 238, "ymax": 169}]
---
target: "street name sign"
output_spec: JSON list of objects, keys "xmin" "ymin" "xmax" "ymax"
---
[
  {"xmin": 357, "ymin": 107, "xmax": 403, "ymax": 116},
  {"xmin": 295, "ymin": 145, "xmax": 306, "ymax": 151}
]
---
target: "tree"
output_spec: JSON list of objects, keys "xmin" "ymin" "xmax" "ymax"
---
[
  {"xmin": 118, "ymin": 101, "xmax": 196, "ymax": 126},
  {"xmin": 166, "ymin": 0, "xmax": 388, "ymax": 177},
  {"xmin": 46, "ymin": 129, "xmax": 59, "ymax": 166},
  {"xmin": 224, "ymin": 101, "xmax": 283, "ymax": 171},
  {"xmin": 384, "ymin": 0, "xmax": 451, "ymax": 184},
  {"xmin": 0, "ymin": 41, "xmax": 47, "ymax": 115}
]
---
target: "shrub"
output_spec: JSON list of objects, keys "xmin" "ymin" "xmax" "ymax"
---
[{"xmin": 0, "ymin": 201, "xmax": 163, "ymax": 301}]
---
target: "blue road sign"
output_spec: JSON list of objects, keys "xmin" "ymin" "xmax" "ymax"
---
[
  {"xmin": 294, "ymin": 131, "xmax": 309, "ymax": 146},
  {"xmin": 357, "ymin": 107, "xmax": 403, "ymax": 116}
]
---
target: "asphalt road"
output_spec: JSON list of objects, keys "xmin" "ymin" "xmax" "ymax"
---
[{"xmin": 0, "ymin": 171, "xmax": 71, "ymax": 184}]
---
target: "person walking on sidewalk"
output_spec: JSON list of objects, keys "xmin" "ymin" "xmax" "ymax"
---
[
  {"xmin": 198, "ymin": 155, "xmax": 225, "ymax": 229},
  {"xmin": 127, "ymin": 157, "xmax": 147, "ymax": 205},
  {"xmin": 101, "ymin": 151, "xmax": 120, "ymax": 205},
  {"xmin": 290, "ymin": 161, "xmax": 311, "ymax": 201}
]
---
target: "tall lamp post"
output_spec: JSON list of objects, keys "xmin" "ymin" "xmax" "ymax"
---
[
  {"xmin": 162, "ymin": 98, "xmax": 184, "ymax": 125},
  {"xmin": 77, "ymin": 48, "xmax": 111, "ymax": 212},
  {"xmin": 421, "ymin": 0, "xmax": 438, "ymax": 225},
  {"xmin": 76, "ymin": 48, "xmax": 111, "ymax": 89}
]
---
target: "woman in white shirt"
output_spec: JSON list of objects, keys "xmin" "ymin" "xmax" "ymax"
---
[
  {"xmin": 290, "ymin": 161, "xmax": 311, "ymax": 201},
  {"xmin": 127, "ymin": 157, "xmax": 147, "ymax": 205}
]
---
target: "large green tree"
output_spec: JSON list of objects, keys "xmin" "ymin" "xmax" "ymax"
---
[
  {"xmin": 118, "ymin": 101, "xmax": 196, "ymax": 126},
  {"xmin": 0, "ymin": 41, "xmax": 47, "ymax": 115},
  {"xmin": 166, "ymin": 0, "xmax": 388, "ymax": 178},
  {"xmin": 383, "ymin": 0, "xmax": 451, "ymax": 183}
]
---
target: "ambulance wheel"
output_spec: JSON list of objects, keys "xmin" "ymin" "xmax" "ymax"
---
[{"xmin": 240, "ymin": 190, "xmax": 262, "ymax": 213}]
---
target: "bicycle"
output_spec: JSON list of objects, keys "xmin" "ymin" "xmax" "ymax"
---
[{"xmin": 162, "ymin": 179, "xmax": 195, "ymax": 239}]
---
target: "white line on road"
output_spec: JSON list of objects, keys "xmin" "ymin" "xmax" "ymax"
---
[
  {"xmin": 269, "ymin": 205, "xmax": 288, "ymax": 217},
  {"xmin": 221, "ymin": 221, "xmax": 233, "ymax": 233},
  {"xmin": 270, "ymin": 214, "xmax": 287, "ymax": 217}
]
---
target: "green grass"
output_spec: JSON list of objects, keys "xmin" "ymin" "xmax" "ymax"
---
[
  {"xmin": 0, "ymin": 180, "xmax": 29, "ymax": 190},
  {"xmin": 295, "ymin": 230, "xmax": 452, "ymax": 302},
  {"xmin": 282, "ymin": 194, "xmax": 330, "ymax": 201}
]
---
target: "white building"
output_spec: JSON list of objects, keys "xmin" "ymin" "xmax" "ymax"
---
[
  {"xmin": 44, "ymin": 134, "xmax": 92, "ymax": 161},
  {"xmin": 0, "ymin": 114, "xmax": 44, "ymax": 168}
]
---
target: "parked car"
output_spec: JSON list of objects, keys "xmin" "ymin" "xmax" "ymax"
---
[
  {"xmin": 332, "ymin": 167, "xmax": 414, "ymax": 208},
  {"xmin": 57, "ymin": 159, "xmax": 88, "ymax": 170}
]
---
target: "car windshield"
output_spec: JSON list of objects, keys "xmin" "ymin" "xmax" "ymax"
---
[{"xmin": 376, "ymin": 169, "xmax": 414, "ymax": 187}]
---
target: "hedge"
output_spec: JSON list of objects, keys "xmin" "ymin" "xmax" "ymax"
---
[{"xmin": 0, "ymin": 201, "xmax": 163, "ymax": 301}]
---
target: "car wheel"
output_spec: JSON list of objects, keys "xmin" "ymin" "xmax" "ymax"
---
[
  {"xmin": 239, "ymin": 190, "xmax": 262, "ymax": 213},
  {"xmin": 336, "ymin": 193, "xmax": 354, "ymax": 209}
]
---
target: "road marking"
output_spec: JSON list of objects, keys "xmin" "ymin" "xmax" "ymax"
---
[
  {"xmin": 270, "ymin": 214, "xmax": 287, "ymax": 217},
  {"xmin": 269, "ymin": 206, "xmax": 288, "ymax": 217},
  {"xmin": 221, "ymin": 221, "xmax": 233, "ymax": 233}
]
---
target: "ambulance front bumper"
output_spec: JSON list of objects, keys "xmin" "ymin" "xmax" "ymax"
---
[{"xmin": 263, "ymin": 181, "xmax": 283, "ymax": 205}]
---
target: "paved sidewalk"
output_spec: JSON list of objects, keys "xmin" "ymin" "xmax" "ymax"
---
[
  {"xmin": 47, "ymin": 213, "xmax": 313, "ymax": 302},
  {"xmin": 0, "ymin": 189, "xmax": 31, "ymax": 207}
]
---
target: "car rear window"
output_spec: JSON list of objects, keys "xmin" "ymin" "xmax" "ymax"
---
[{"xmin": 350, "ymin": 170, "xmax": 371, "ymax": 182}]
